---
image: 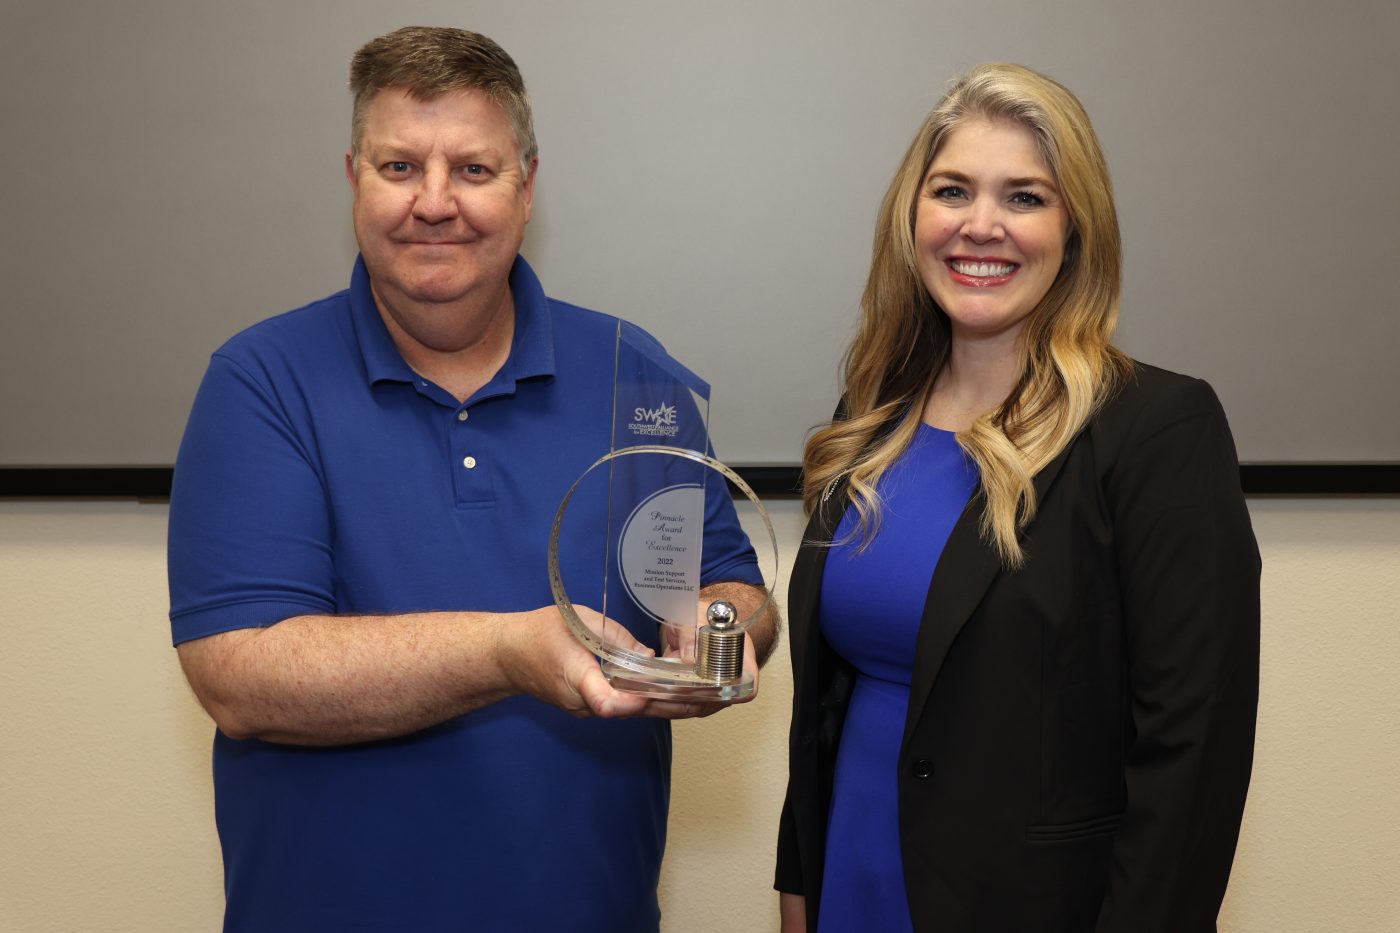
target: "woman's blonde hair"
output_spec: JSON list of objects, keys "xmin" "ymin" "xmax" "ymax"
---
[{"xmin": 803, "ymin": 63, "xmax": 1132, "ymax": 567}]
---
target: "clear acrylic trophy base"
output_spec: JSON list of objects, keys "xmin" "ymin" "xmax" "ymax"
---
[{"xmin": 602, "ymin": 660, "xmax": 755, "ymax": 702}]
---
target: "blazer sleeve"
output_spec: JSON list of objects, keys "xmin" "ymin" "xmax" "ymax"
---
[
  {"xmin": 1095, "ymin": 377, "xmax": 1261, "ymax": 932},
  {"xmin": 774, "ymin": 790, "xmax": 805, "ymax": 894}
]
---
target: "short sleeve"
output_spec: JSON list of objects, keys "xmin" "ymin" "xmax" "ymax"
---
[
  {"xmin": 167, "ymin": 353, "xmax": 337, "ymax": 644},
  {"xmin": 697, "ymin": 457, "xmax": 764, "ymax": 588}
]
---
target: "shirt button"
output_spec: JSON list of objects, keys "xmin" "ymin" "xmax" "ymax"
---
[
  {"xmin": 463, "ymin": 456, "xmax": 478, "ymax": 470},
  {"xmin": 457, "ymin": 410, "xmax": 469, "ymax": 422},
  {"xmin": 912, "ymin": 759, "xmax": 934, "ymax": 779}
]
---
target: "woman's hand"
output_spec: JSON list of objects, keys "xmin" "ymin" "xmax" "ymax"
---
[{"xmin": 779, "ymin": 893, "xmax": 807, "ymax": 933}]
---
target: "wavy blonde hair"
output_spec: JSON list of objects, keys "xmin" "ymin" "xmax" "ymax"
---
[{"xmin": 803, "ymin": 63, "xmax": 1132, "ymax": 567}]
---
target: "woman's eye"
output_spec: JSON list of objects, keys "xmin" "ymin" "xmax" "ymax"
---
[
  {"xmin": 1011, "ymin": 191, "xmax": 1046, "ymax": 206},
  {"xmin": 933, "ymin": 185, "xmax": 966, "ymax": 201}
]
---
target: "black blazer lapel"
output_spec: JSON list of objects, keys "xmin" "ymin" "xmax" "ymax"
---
[
  {"xmin": 787, "ymin": 475, "xmax": 848, "ymax": 722},
  {"xmin": 902, "ymin": 442, "xmax": 1077, "ymax": 749}
]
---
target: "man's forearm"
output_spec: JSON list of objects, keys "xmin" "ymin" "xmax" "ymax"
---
[
  {"xmin": 177, "ymin": 610, "xmax": 523, "ymax": 746},
  {"xmin": 177, "ymin": 604, "xmax": 710, "ymax": 746}
]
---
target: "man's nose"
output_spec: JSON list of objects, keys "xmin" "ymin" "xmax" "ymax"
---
[{"xmin": 413, "ymin": 166, "xmax": 459, "ymax": 223}]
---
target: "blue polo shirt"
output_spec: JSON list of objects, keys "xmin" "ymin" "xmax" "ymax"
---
[{"xmin": 168, "ymin": 255, "xmax": 760, "ymax": 932}]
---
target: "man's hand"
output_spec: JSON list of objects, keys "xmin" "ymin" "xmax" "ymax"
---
[{"xmin": 496, "ymin": 605, "xmax": 734, "ymax": 720}]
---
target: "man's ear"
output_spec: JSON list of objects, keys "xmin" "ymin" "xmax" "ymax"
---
[
  {"xmin": 522, "ymin": 156, "xmax": 539, "ymax": 222},
  {"xmin": 345, "ymin": 150, "xmax": 358, "ymax": 190}
]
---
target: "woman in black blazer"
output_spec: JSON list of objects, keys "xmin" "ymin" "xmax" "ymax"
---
[{"xmin": 775, "ymin": 64, "xmax": 1259, "ymax": 933}]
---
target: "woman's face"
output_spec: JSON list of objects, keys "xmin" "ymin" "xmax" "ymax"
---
[{"xmin": 914, "ymin": 117, "xmax": 1070, "ymax": 348}]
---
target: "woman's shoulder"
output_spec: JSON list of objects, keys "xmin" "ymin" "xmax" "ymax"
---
[
  {"xmin": 1080, "ymin": 360, "xmax": 1243, "ymax": 493},
  {"xmin": 1095, "ymin": 359, "xmax": 1228, "ymax": 435}
]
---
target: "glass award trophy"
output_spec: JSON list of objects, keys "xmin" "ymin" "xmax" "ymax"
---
[{"xmin": 547, "ymin": 322, "xmax": 778, "ymax": 701}]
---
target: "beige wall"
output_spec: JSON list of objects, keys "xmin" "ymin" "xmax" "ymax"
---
[{"xmin": 2, "ymin": 498, "xmax": 1397, "ymax": 931}]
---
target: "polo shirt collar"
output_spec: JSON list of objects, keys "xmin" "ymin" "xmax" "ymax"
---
[
  {"xmin": 348, "ymin": 253, "xmax": 557, "ymax": 389},
  {"xmin": 502, "ymin": 254, "xmax": 556, "ymax": 383},
  {"xmin": 348, "ymin": 256, "xmax": 411, "ymax": 386}
]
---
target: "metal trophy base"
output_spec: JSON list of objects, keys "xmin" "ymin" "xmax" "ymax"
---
[{"xmin": 602, "ymin": 660, "xmax": 755, "ymax": 702}]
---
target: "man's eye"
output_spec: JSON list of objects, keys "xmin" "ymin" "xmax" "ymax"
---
[
  {"xmin": 464, "ymin": 164, "xmax": 485, "ymax": 176},
  {"xmin": 386, "ymin": 161, "xmax": 411, "ymax": 174}
]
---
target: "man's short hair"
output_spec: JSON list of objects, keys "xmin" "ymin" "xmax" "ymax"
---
[{"xmin": 349, "ymin": 26, "xmax": 537, "ymax": 170}]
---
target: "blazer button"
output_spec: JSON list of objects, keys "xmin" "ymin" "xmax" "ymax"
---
[{"xmin": 912, "ymin": 759, "xmax": 934, "ymax": 779}]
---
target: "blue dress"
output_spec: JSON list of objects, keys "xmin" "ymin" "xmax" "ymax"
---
[{"xmin": 817, "ymin": 424, "xmax": 978, "ymax": 932}]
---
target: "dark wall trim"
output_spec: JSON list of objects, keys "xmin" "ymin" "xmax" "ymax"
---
[
  {"xmin": 3, "ymin": 464, "xmax": 1399, "ymax": 500},
  {"xmin": 1238, "ymin": 463, "xmax": 1400, "ymax": 496},
  {"xmin": 2, "ymin": 467, "xmax": 175, "ymax": 500}
]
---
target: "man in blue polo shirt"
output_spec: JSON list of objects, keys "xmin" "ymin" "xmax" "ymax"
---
[{"xmin": 168, "ymin": 26, "xmax": 775, "ymax": 933}]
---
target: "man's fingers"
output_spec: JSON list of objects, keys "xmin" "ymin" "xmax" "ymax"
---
[
  {"xmin": 574, "ymin": 663, "xmax": 647, "ymax": 718},
  {"xmin": 575, "ymin": 606, "xmax": 655, "ymax": 657}
]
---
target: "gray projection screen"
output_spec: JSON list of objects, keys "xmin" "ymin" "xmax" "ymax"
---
[{"xmin": 2, "ymin": 1, "xmax": 1397, "ymax": 480}]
